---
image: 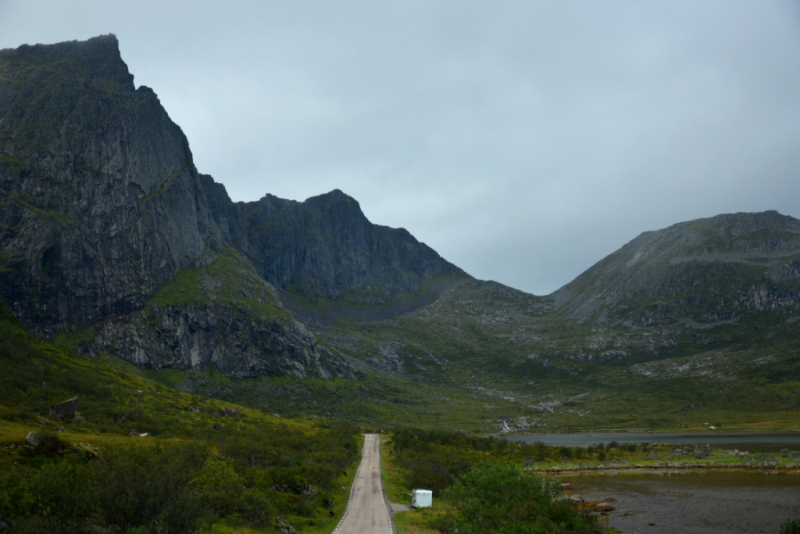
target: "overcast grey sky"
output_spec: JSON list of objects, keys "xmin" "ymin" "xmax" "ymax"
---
[{"xmin": 2, "ymin": 1, "xmax": 799, "ymax": 295}]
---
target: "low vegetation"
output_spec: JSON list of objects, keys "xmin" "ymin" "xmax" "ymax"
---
[
  {"xmin": 0, "ymin": 305, "xmax": 361, "ymax": 533},
  {"xmin": 782, "ymin": 518, "xmax": 800, "ymax": 534},
  {"xmin": 383, "ymin": 429, "xmax": 798, "ymax": 534},
  {"xmin": 384, "ymin": 430, "xmax": 603, "ymax": 534}
]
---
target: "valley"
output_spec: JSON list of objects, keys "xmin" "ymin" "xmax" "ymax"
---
[{"xmin": 0, "ymin": 34, "xmax": 798, "ymax": 533}]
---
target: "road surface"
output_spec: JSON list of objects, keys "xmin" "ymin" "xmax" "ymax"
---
[{"xmin": 333, "ymin": 433, "xmax": 395, "ymax": 534}]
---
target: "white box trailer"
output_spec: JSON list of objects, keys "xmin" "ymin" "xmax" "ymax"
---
[{"xmin": 412, "ymin": 489, "xmax": 433, "ymax": 508}]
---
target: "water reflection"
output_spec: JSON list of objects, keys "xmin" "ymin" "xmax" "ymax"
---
[{"xmin": 558, "ymin": 470, "xmax": 800, "ymax": 534}]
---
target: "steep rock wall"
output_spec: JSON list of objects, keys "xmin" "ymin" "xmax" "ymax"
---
[
  {"xmin": 94, "ymin": 303, "xmax": 356, "ymax": 379},
  {"xmin": 0, "ymin": 35, "xmax": 221, "ymax": 333},
  {"xmin": 199, "ymin": 175, "xmax": 469, "ymax": 305}
]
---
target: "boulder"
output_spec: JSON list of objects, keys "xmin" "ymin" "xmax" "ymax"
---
[
  {"xmin": 25, "ymin": 432, "xmax": 43, "ymax": 447},
  {"xmin": 49, "ymin": 397, "xmax": 78, "ymax": 421},
  {"xmin": 593, "ymin": 502, "xmax": 616, "ymax": 512},
  {"xmin": 218, "ymin": 408, "xmax": 240, "ymax": 418}
]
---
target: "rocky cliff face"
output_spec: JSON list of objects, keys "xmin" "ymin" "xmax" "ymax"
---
[
  {"xmin": 200, "ymin": 175, "xmax": 469, "ymax": 305},
  {"xmin": 89, "ymin": 247, "xmax": 358, "ymax": 380},
  {"xmin": 552, "ymin": 211, "xmax": 800, "ymax": 325},
  {"xmin": 0, "ymin": 35, "xmax": 459, "ymax": 380},
  {"xmin": 0, "ymin": 35, "xmax": 222, "ymax": 334},
  {"xmin": 94, "ymin": 299, "xmax": 355, "ymax": 380}
]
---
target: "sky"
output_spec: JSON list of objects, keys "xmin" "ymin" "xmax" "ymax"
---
[{"xmin": 1, "ymin": 1, "xmax": 799, "ymax": 295}]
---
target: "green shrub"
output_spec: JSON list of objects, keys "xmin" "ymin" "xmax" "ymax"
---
[
  {"xmin": 92, "ymin": 442, "xmax": 208, "ymax": 532},
  {"xmin": 0, "ymin": 459, "xmax": 93, "ymax": 533},
  {"xmin": 441, "ymin": 462, "xmax": 600, "ymax": 534},
  {"xmin": 781, "ymin": 518, "xmax": 800, "ymax": 534},
  {"xmin": 190, "ymin": 456, "xmax": 245, "ymax": 517}
]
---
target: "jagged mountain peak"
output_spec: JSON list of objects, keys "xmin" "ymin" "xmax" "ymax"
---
[
  {"xmin": 306, "ymin": 188, "xmax": 352, "ymax": 202},
  {"xmin": 0, "ymin": 35, "xmax": 466, "ymax": 379},
  {"xmin": 199, "ymin": 176, "xmax": 468, "ymax": 306}
]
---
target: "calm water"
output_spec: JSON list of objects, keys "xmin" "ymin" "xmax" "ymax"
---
[
  {"xmin": 558, "ymin": 470, "xmax": 800, "ymax": 534},
  {"xmin": 508, "ymin": 432, "xmax": 800, "ymax": 452}
]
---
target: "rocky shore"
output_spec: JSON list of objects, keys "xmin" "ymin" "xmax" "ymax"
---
[{"xmin": 526, "ymin": 444, "xmax": 800, "ymax": 473}]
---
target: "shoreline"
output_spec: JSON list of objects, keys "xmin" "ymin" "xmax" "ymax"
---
[{"xmin": 536, "ymin": 463, "xmax": 800, "ymax": 474}]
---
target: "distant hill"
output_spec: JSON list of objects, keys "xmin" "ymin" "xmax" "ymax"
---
[{"xmin": 553, "ymin": 210, "xmax": 800, "ymax": 326}]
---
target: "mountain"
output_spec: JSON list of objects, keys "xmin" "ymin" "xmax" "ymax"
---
[
  {"xmin": 0, "ymin": 35, "xmax": 464, "ymax": 381},
  {"xmin": 553, "ymin": 210, "xmax": 800, "ymax": 326},
  {"xmin": 1, "ymin": 35, "xmax": 798, "ymax": 432},
  {"xmin": 318, "ymin": 210, "xmax": 800, "ymax": 430},
  {"xmin": 0, "ymin": 35, "xmax": 221, "ymax": 334},
  {"xmin": 199, "ymin": 175, "xmax": 469, "ymax": 316}
]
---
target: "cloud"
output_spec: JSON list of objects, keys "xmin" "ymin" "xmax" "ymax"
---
[{"xmin": 2, "ymin": 0, "xmax": 799, "ymax": 294}]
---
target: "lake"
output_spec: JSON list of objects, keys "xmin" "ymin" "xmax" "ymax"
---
[
  {"xmin": 507, "ymin": 432, "xmax": 800, "ymax": 452},
  {"xmin": 557, "ymin": 470, "xmax": 800, "ymax": 534},
  {"xmin": 505, "ymin": 433, "xmax": 800, "ymax": 532}
]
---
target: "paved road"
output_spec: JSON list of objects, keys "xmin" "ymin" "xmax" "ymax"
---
[{"xmin": 333, "ymin": 433, "xmax": 395, "ymax": 534}]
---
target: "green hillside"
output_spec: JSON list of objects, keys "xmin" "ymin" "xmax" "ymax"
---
[{"xmin": 0, "ymin": 304, "xmax": 361, "ymax": 534}]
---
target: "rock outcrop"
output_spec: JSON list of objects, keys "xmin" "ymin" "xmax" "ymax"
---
[
  {"xmin": 49, "ymin": 397, "xmax": 78, "ymax": 420},
  {"xmin": 93, "ymin": 301, "xmax": 355, "ymax": 379}
]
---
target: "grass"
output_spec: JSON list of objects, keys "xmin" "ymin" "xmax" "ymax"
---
[
  {"xmin": 148, "ymin": 247, "xmax": 289, "ymax": 322},
  {"xmin": 303, "ymin": 277, "xmax": 800, "ymax": 434},
  {"xmin": 170, "ymin": 367, "xmax": 534, "ymax": 432},
  {"xmin": 0, "ymin": 303, "xmax": 363, "ymax": 533}
]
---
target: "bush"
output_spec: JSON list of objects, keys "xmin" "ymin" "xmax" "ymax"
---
[
  {"xmin": 92, "ymin": 442, "xmax": 209, "ymax": 532},
  {"xmin": 190, "ymin": 456, "xmax": 245, "ymax": 517},
  {"xmin": 0, "ymin": 459, "xmax": 93, "ymax": 534},
  {"xmin": 781, "ymin": 518, "xmax": 800, "ymax": 534},
  {"xmin": 441, "ymin": 462, "xmax": 601, "ymax": 534}
]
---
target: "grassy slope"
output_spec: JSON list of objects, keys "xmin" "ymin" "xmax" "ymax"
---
[
  {"xmin": 146, "ymin": 271, "xmax": 800, "ymax": 433},
  {"xmin": 41, "ymin": 248, "xmax": 538, "ymax": 433},
  {"xmin": 20, "ymin": 243, "xmax": 800, "ymax": 436},
  {"xmin": 0, "ymin": 303, "xmax": 360, "ymax": 533},
  {"xmin": 146, "ymin": 246, "xmax": 289, "ymax": 321},
  {"xmin": 102, "ymin": 258, "xmax": 800, "ymax": 433},
  {"xmin": 316, "ymin": 280, "xmax": 800, "ymax": 433}
]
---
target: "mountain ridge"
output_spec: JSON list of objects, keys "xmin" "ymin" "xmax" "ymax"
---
[
  {"xmin": 0, "ymin": 35, "xmax": 467, "ymax": 380},
  {"xmin": 552, "ymin": 210, "xmax": 800, "ymax": 325},
  {"xmin": 1, "ymin": 35, "xmax": 798, "ymax": 431}
]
